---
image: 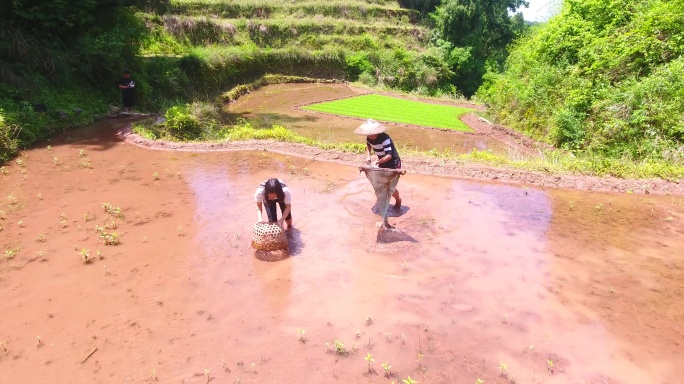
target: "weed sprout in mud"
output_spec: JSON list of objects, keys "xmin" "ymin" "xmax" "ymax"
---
[
  {"xmin": 80, "ymin": 249, "xmax": 91, "ymax": 264},
  {"xmin": 297, "ymin": 329, "xmax": 306, "ymax": 343},
  {"xmin": 381, "ymin": 362, "xmax": 392, "ymax": 377},
  {"xmin": 364, "ymin": 352, "xmax": 374, "ymax": 373},
  {"xmin": 499, "ymin": 362, "xmax": 507, "ymax": 375},
  {"xmin": 402, "ymin": 376, "xmax": 418, "ymax": 384}
]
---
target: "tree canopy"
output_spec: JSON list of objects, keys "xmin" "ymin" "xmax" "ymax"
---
[{"xmin": 430, "ymin": 0, "xmax": 528, "ymax": 96}]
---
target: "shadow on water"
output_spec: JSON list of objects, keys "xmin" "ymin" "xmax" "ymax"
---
[
  {"xmin": 377, "ymin": 225, "xmax": 418, "ymax": 243},
  {"xmin": 371, "ymin": 202, "xmax": 410, "ymax": 217},
  {"xmin": 286, "ymin": 227, "xmax": 304, "ymax": 256}
]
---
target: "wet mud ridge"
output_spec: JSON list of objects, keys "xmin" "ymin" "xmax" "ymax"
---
[{"xmin": 118, "ymin": 125, "xmax": 684, "ymax": 196}]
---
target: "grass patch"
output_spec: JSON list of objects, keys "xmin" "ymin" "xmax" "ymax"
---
[{"xmin": 301, "ymin": 94, "xmax": 474, "ymax": 131}]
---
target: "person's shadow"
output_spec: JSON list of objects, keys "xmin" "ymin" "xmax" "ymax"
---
[
  {"xmin": 286, "ymin": 227, "xmax": 304, "ymax": 256},
  {"xmin": 371, "ymin": 202, "xmax": 410, "ymax": 218}
]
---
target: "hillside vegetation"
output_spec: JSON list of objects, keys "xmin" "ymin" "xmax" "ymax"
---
[{"xmin": 479, "ymin": 0, "xmax": 684, "ymax": 164}]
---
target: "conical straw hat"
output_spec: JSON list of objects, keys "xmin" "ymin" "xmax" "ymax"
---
[{"xmin": 354, "ymin": 119, "xmax": 387, "ymax": 135}]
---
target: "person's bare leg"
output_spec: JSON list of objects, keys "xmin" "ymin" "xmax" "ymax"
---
[
  {"xmin": 392, "ymin": 189, "xmax": 401, "ymax": 210},
  {"xmin": 285, "ymin": 219, "xmax": 292, "ymax": 229}
]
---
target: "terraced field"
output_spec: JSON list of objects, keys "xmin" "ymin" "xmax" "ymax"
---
[{"xmin": 139, "ymin": 0, "xmax": 446, "ymax": 95}]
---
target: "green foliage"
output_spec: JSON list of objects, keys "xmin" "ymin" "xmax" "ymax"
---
[
  {"xmin": 302, "ymin": 94, "xmax": 474, "ymax": 131},
  {"xmin": 479, "ymin": 0, "xmax": 684, "ymax": 162},
  {"xmin": 0, "ymin": 111, "xmax": 20, "ymax": 163},
  {"xmin": 430, "ymin": 0, "xmax": 528, "ymax": 96},
  {"xmin": 164, "ymin": 105, "xmax": 202, "ymax": 140},
  {"xmin": 345, "ymin": 52, "xmax": 374, "ymax": 81}
]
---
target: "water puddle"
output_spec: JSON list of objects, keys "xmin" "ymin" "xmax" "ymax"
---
[{"xmin": 0, "ymin": 121, "xmax": 682, "ymax": 383}]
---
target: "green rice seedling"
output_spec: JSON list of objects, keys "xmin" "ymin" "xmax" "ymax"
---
[
  {"xmin": 332, "ymin": 340, "xmax": 348, "ymax": 355},
  {"xmin": 384, "ymin": 332, "xmax": 392, "ymax": 342},
  {"xmin": 153, "ymin": 172, "xmax": 160, "ymax": 180},
  {"xmin": 15, "ymin": 158, "xmax": 23, "ymax": 167},
  {"xmin": 60, "ymin": 219, "xmax": 68, "ymax": 228},
  {"xmin": 547, "ymin": 359, "xmax": 554, "ymax": 373},
  {"xmin": 1, "ymin": 166, "xmax": 9, "ymax": 175},
  {"xmin": 203, "ymin": 368, "xmax": 211, "ymax": 384},
  {"xmin": 101, "ymin": 231, "xmax": 121, "ymax": 245},
  {"xmin": 80, "ymin": 249, "xmax": 91, "ymax": 264},
  {"xmin": 366, "ymin": 316, "xmax": 373, "ymax": 325},
  {"xmin": 402, "ymin": 260, "xmax": 408, "ymax": 271},
  {"xmin": 402, "ymin": 376, "xmax": 418, "ymax": 384},
  {"xmin": 37, "ymin": 193, "xmax": 42, "ymax": 200},
  {"xmin": 297, "ymin": 329, "xmax": 306, "ymax": 343},
  {"xmin": 176, "ymin": 171, "xmax": 182, "ymax": 179},
  {"xmin": 249, "ymin": 362, "xmax": 257, "ymax": 373},
  {"xmin": 177, "ymin": 226, "xmax": 184, "ymax": 236},
  {"xmin": 97, "ymin": 250, "xmax": 103, "ymax": 260},
  {"xmin": 381, "ymin": 362, "xmax": 392, "ymax": 377},
  {"xmin": 119, "ymin": 166, "xmax": 125, "ymax": 174},
  {"xmin": 46, "ymin": 145, "xmax": 51, "ymax": 151},
  {"xmin": 499, "ymin": 362, "xmax": 507, "ymax": 375},
  {"xmin": 53, "ymin": 157, "xmax": 61, "ymax": 165},
  {"xmin": 18, "ymin": 220, "xmax": 25, "ymax": 227},
  {"xmin": 103, "ymin": 265, "xmax": 109, "ymax": 275},
  {"xmin": 80, "ymin": 160, "xmax": 92, "ymax": 169},
  {"xmin": 5, "ymin": 248, "xmax": 19, "ymax": 259},
  {"xmin": 364, "ymin": 353, "xmax": 374, "ymax": 373},
  {"xmin": 37, "ymin": 251, "xmax": 46, "ymax": 261},
  {"xmin": 0, "ymin": 340, "xmax": 8, "ymax": 352},
  {"xmin": 35, "ymin": 233, "xmax": 46, "ymax": 242},
  {"xmin": 78, "ymin": 149, "xmax": 86, "ymax": 157},
  {"xmin": 149, "ymin": 369, "xmax": 156, "ymax": 381},
  {"xmin": 356, "ymin": 330, "xmax": 361, "ymax": 338},
  {"xmin": 476, "ymin": 379, "xmax": 484, "ymax": 384},
  {"xmin": 36, "ymin": 336, "xmax": 42, "ymax": 347},
  {"xmin": 8, "ymin": 195, "xmax": 17, "ymax": 204}
]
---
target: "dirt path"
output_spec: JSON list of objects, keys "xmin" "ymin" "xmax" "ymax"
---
[{"xmin": 119, "ymin": 124, "xmax": 684, "ymax": 196}]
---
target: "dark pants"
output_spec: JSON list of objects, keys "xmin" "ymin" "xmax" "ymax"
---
[
  {"xmin": 378, "ymin": 158, "xmax": 401, "ymax": 169},
  {"xmin": 265, "ymin": 200, "xmax": 292, "ymax": 222}
]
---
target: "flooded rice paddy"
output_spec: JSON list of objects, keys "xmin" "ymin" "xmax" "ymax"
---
[
  {"xmin": 223, "ymin": 83, "xmax": 508, "ymax": 155},
  {"xmin": 0, "ymin": 118, "xmax": 683, "ymax": 384}
]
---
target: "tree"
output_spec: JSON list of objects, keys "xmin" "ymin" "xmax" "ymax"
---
[{"xmin": 430, "ymin": 0, "xmax": 528, "ymax": 96}]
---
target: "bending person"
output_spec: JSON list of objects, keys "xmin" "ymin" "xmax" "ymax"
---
[{"xmin": 255, "ymin": 178, "xmax": 292, "ymax": 229}]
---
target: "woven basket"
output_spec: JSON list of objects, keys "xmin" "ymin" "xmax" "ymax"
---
[{"xmin": 251, "ymin": 222, "xmax": 288, "ymax": 251}]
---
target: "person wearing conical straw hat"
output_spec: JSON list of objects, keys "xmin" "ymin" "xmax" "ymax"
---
[{"xmin": 354, "ymin": 119, "xmax": 402, "ymax": 210}]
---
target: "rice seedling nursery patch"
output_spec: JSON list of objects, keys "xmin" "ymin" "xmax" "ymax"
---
[{"xmin": 301, "ymin": 94, "xmax": 475, "ymax": 132}]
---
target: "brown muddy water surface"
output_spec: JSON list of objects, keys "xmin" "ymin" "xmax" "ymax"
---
[
  {"xmin": 1, "ymin": 120, "xmax": 683, "ymax": 384},
  {"xmin": 223, "ymin": 83, "xmax": 509, "ymax": 155}
]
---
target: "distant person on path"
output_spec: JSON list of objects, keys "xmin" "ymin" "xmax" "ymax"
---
[
  {"xmin": 118, "ymin": 69, "xmax": 136, "ymax": 112},
  {"xmin": 355, "ymin": 119, "xmax": 402, "ymax": 210},
  {"xmin": 255, "ymin": 178, "xmax": 292, "ymax": 229}
]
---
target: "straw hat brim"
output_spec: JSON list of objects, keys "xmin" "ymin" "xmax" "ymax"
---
[{"xmin": 353, "ymin": 119, "xmax": 387, "ymax": 135}]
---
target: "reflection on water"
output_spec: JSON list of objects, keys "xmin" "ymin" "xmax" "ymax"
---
[{"xmin": 179, "ymin": 151, "xmax": 684, "ymax": 383}]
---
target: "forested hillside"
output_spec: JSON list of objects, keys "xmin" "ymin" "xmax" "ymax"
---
[
  {"xmin": 479, "ymin": 0, "xmax": 684, "ymax": 163},
  {"xmin": 1, "ymin": 0, "xmax": 526, "ymax": 163}
]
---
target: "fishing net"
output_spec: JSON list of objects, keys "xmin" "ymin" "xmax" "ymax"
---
[
  {"xmin": 251, "ymin": 222, "xmax": 289, "ymax": 251},
  {"xmin": 359, "ymin": 165, "xmax": 405, "ymax": 224}
]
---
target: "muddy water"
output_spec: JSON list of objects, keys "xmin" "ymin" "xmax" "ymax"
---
[
  {"xmin": 0, "ymin": 121, "xmax": 683, "ymax": 383},
  {"xmin": 223, "ymin": 83, "xmax": 508, "ymax": 155}
]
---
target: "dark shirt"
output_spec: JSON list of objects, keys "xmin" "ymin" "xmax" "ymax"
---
[
  {"xmin": 119, "ymin": 77, "xmax": 135, "ymax": 107},
  {"xmin": 367, "ymin": 133, "xmax": 400, "ymax": 161}
]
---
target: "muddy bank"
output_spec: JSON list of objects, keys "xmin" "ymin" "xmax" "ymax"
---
[{"xmin": 120, "ymin": 125, "xmax": 684, "ymax": 196}]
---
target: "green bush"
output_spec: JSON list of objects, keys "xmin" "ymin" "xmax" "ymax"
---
[
  {"xmin": 0, "ymin": 110, "xmax": 19, "ymax": 163},
  {"xmin": 479, "ymin": 0, "xmax": 684, "ymax": 161},
  {"xmin": 345, "ymin": 52, "xmax": 374, "ymax": 80},
  {"xmin": 164, "ymin": 105, "xmax": 202, "ymax": 140}
]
